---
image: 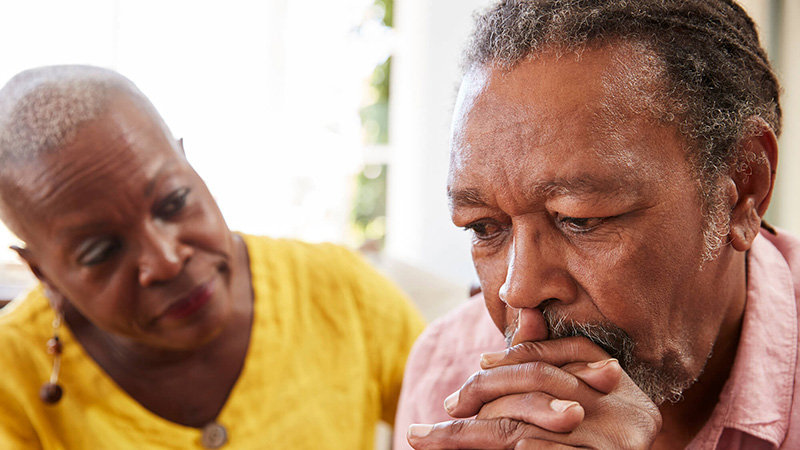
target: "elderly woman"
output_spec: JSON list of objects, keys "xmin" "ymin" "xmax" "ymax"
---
[{"xmin": 0, "ymin": 65, "xmax": 424, "ymax": 449}]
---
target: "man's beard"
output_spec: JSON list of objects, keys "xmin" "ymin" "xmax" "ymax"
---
[{"xmin": 504, "ymin": 307, "xmax": 705, "ymax": 405}]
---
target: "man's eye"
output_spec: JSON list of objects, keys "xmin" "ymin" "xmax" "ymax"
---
[
  {"xmin": 557, "ymin": 215, "xmax": 606, "ymax": 233},
  {"xmin": 156, "ymin": 188, "xmax": 190, "ymax": 219},
  {"xmin": 78, "ymin": 238, "xmax": 121, "ymax": 266},
  {"xmin": 464, "ymin": 221, "xmax": 504, "ymax": 241}
]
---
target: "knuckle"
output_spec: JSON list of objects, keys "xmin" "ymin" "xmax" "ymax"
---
[
  {"xmin": 564, "ymin": 335, "xmax": 599, "ymax": 356},
  {"xmin": 615, "ymin": 406, "xmax": 661, "ymax": 449},
  {"xmin": 515, "ymin": 340, "xmax": 548, "ymax": 360},
  {"xmin": 519, "ymin": 360, "xmax": 581, "ymax": 390},
  {"xmin": 519, "ymin": 359, "xmax": 548, "ymax": 376},
  {"xmin": 447, "ymin": 419, "xmax": 469, "ymax": 436},
  {"xmin": 462, "ymin": 369, "xmax": 486, "ymax": 393},
  {"xmin": 645, "ymin": 407, "xmax": 663, "ymax": 436},
  {"xmin": 620, "ymin": 432, "xmax": 652, "ymax": 450},
  {"xmin": 495, "ymin": 417, "xmax": 525, "ymax": 441}
]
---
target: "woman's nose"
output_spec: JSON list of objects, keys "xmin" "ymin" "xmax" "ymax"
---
[{"xmin": 137, "ymin": 223, "xmax": 192, "ymax": 287}]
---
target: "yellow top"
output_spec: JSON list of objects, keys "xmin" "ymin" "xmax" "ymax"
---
[{"xmin": 0, "ymin": 235, "xmax": 425, "ymax": 449}]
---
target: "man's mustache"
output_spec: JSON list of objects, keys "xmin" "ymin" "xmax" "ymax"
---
[{"xmin": 505, "ymin": 307, "xmax": 636, "ymax": 369}]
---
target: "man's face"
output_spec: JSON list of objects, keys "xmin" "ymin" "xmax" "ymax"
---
[
  {"xmin": 7, "ymin": 94, "xmax": 237, "ymax": 351},
  {"xmin": 448, "ymin": 47, "xmax": 743, "ymax": 401}
]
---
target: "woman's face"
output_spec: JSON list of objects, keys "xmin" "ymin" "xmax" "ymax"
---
[{"xmin": 11, "ymin": 94, "xmax": 237, "ymax": 350}]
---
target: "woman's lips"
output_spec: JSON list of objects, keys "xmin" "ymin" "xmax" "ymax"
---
[{"xmin": 162, "ymin": 279, "xmax": 216, "ymax": 320}]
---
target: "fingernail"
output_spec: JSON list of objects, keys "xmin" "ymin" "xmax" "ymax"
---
[
  {"xmin": 408, "ymin": 424, "xmax": 434, "ymax": 438},
  {"xmin": 550, "ymin": 399, "xmax": 579, "ymax": 413},
  {"xmin": 587, "ymin": 358, "xmax": 618, "ymax": 369},
  {"xmin": 444, "ymin": 391, "xmax": 459, "ymax": 412},
  {"xmin": 480, "ymin": 350, "xmax": 507, "ymax": 366}
]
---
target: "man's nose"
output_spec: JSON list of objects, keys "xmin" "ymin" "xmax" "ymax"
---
[
  {"xmin": 137, "ymin": 223, "xmax": 193, "ymax": 287},
  {"xmin": 498, "ymin": 227, "xmax": 576, "ymax": 310}
]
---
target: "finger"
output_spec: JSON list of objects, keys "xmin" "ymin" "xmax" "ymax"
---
[
  {"xmin": 563, "ymin": 358, "xmax": 622, "ymax": 395},
  {"xmin": 481, "ymin": 336, "xmax": 610, "ymax": 370},
  {"xmin": 445, "ymin": 362, "xmax": 591, "ymax": 418},
  {"xmin": 475, "ymin": 392, "xmax": 584, "ymax": 433},
  {"xmin": 407, "ymin": 419, "xmax": 557, "ymax": 450},
  {"xmin": 510, "ymin": 308, "xmax": 548, "ymax": 346},
  {"xmin": 516, "ymin": 439, "xmax": 578, "ymax": 449}
]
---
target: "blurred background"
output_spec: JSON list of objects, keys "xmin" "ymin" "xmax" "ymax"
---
[{"xmin": 0, "ymin": 0, "xmax": 798, "ymax": 320}]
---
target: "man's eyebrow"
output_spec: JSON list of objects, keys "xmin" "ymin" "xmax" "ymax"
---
[
  {"xmin": 539, "ymin": 175, "xmax": 633, "ymax": 197},
  {"xmin": 448, "ymin": 188, "xmax": 490, "ymax": 208},
  {"xmin": 449, "ymin": 175, "xmax": 636, "ymax": 208}
]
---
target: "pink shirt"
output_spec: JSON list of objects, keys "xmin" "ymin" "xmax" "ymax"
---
[{"xmin": 394, "ymin": 229, "xmax": 800, "ymax": 449}]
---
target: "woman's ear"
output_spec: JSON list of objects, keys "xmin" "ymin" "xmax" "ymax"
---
[
  {"xmin": 10, "ymin": 245, "xmax": 67, "ymax": 312},
  {"xmin": 728, "ymin": 120, "xmax": 778, "ymax": 252}
]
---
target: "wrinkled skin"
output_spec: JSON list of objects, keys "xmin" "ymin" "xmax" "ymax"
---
[
  {"xmin": 4, "ymin": 93, "xmax": 254, "ymax": 426},
  {"xmin": 409, "ymin": 44, "xmax": 777, "ymax": 449}
]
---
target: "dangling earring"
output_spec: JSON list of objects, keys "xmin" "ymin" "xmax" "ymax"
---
[{"xmin": 40, "ymin": 311, "xmax": 64, "ymax": 404}]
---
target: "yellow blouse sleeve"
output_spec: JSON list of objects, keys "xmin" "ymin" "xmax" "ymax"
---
[
  {"xmin": 0, "ymin": 323, "xmax": 45, "ymax": 450},
  {"xmin": 335, "ymin": 247, "xmax": 427, "ymax": 423}
]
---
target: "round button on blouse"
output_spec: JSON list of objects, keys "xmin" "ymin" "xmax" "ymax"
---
[{"xmin": 201, "ymin": 422, "xmax": 228, "ymax": 449}]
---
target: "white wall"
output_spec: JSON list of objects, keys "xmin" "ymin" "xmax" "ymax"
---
[
  {"xmin": 386, "ymin": 0, "xmax": 493, "ymax": 287},
  {"xmin": 773, "ymin": 1, "xmax": 800, "ymax": 233},
  {"xmin": 0, "ymin": 0, "xmax": 387, "ymax": 264}
]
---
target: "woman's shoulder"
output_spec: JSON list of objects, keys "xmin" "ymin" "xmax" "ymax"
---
[
  {"xmin": 0, "ymin": 285, "xmax": 51, "ymax": 337},
  {"xmin": 239, "ymin": 233, "xmax": 365, "ymax": 276},
  {"xmin": 0, "ymin": 286, "xmax": 52, "ymax": 382},
  {"xmin": 239, "ymin": 233, "xmax": 410, "ymax": 314}
]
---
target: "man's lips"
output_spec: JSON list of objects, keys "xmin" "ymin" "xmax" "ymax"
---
[{"xmin": 162, "ymin": 279, "xmax": 216, "ymax": 320}]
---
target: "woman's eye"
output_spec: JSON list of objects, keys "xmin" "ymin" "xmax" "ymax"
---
[
  {"xmin": 78, "ymin": 238, "xmax": 121, "ymax": 266},
  {"xmin": 557, "ymin": 215, "xmax": 606, "ymax": 233},
  {"xmin": 156, "ymin": 188, "xmax": 190, "ymax": 219},
  {"xmin": 464, "ymin": 221, "xmax": 505, "ymax": 241}
]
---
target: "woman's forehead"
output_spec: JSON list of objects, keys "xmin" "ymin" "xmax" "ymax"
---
[{"xmin": 1, "ymin": 101, "xmax": 186, "ymax": 238}]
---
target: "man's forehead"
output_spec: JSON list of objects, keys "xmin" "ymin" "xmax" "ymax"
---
[
  {"xmin": 446, "ymin": 49, "xmax": 692, "ymax": 213},
  {"xmin": 453, "ymin": 43, "xmax": 669, "ymax": 133}
]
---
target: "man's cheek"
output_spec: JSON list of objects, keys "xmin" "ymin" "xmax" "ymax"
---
[{"xmin": 482, "ymin": 290, "xmax": 511, "ymax": 336}]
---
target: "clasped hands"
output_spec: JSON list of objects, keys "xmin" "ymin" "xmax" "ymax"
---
[{"xmin": 407, "ymin": 324, "xmax": 662, "ymax": 449}]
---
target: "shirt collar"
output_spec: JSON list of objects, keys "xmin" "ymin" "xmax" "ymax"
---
[{"xmin": 706, "ymin": 231, "xmax": 798, "ymax": 446}]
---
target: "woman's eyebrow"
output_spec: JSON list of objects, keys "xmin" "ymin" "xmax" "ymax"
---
[{"xmin": 144, "ymin": 161, "xmax": 177, "ymax": 197}]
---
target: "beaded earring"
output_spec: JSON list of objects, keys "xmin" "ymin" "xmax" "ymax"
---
[{"xmin": 39, "ymin": 311, "xmax": 64, "ymax": 404}]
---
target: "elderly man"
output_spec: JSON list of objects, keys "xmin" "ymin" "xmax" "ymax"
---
[{"xmin": 395, "ymin": 0, "xmax": 798, "ymax": 448}]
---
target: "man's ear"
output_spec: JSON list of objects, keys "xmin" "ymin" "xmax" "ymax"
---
[
  {"xmin": 10, "ymin": 245, "xmax": 67, "ymax": 311},
  {"xmin": 728, "ymin": 120, "xmax": 778, "ymax": 252}
]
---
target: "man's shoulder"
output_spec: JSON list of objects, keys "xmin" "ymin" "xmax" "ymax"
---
[
  {"xmin": 403, "ymin": 293, "xmax": 504, "ymax": 388},
  {"xmin": 393, "ymin": 294, "xmax": 504, "ymax": 448},
  {"xmin": 759, "ymin": 228, "xmax": 800, "ymax": 304},
  {"xmin": 768, "ymin": 228, "xmax": 800, "ymax": 266},
  {"xmin": 419, "ymin": 293, "xmax": 504, "ymax": 353}
]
